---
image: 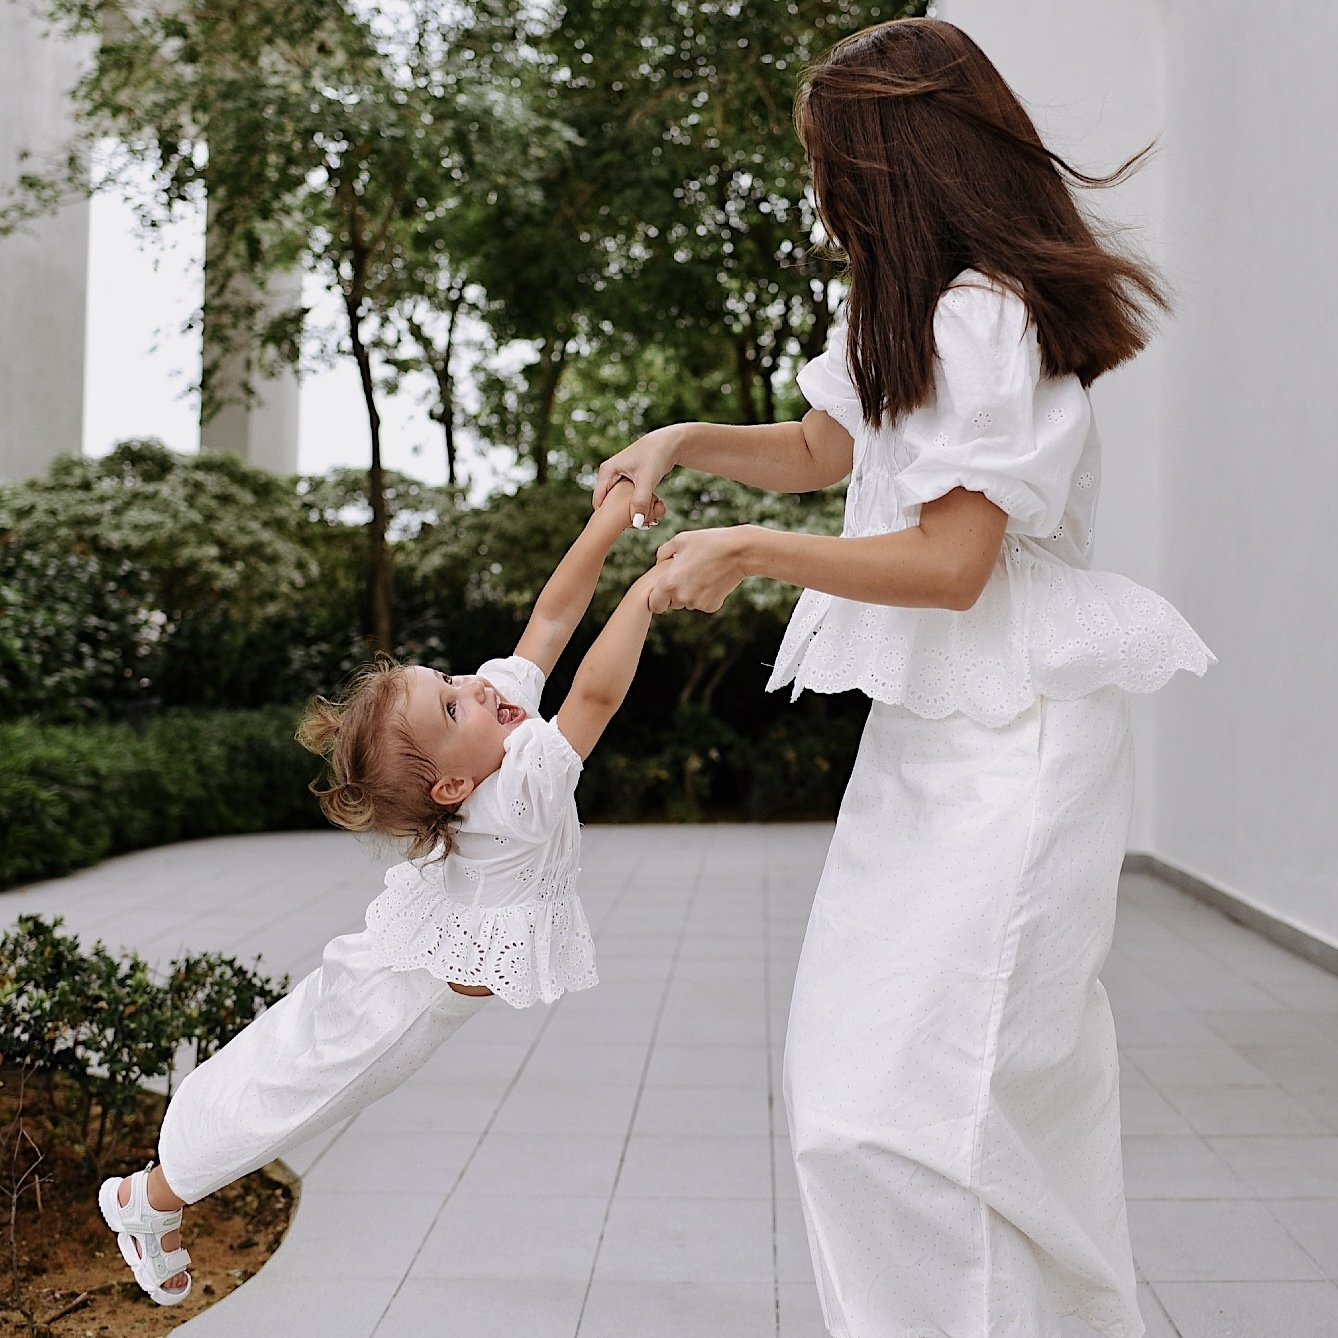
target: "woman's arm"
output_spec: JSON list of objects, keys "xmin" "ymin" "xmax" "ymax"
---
[
  {"xmin": 555, "ymin": 571, "xmax": 659, "ymax": 759},
  {"xmin": 654, "ymin": 487, "xmax": 1009, "ymax": 614},
  {"xmin": 514, "ymin": 479, "xmax": 662, "ymax": 677},
  {"xmin": 593, "ymin": 410, "xmax": 854, "ymax": 524}
]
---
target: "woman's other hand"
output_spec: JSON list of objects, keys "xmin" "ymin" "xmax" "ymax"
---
[
  {"xmin": 594, "ymin": 477, "xmax": 665, "ymax": 531},
  {"xmin": 653, "ymin": 526, "xmax": 755, "ymax": 613},
  {"xmin": 593, "ymin": 426, "xmax": 683, "ymax": 526}
]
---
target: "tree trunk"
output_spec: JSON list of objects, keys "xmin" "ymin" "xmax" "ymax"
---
[
  {"xmin": 346, "ymin": 292, "xmax": 393, "ymax": 652},
  {"xmin": 800, "ymin": 276, "xmax": 835, "ymax": 364},
  {"xmin": 677, "ymin": 644, "xmax": 711, "ymax": 708},
  {"xmin": 441, "ymin": 388, "xmax": 457, "ymax": 488},
  {"xmin": 407, "ymin": 303, "xmax": 461, "ymax": 489},
  {"xmin": 532, "ymin": 337, "xmax": 568, "ymax": 485},
  {"xmin": 699, "ymin": 646, "xmax": 741, "ymax": 713},
  {"xmin": 733, "ymin": 334, "xmax": 758, "ymax": 425},
  {"xmin": 431, "ymin": 295, "xmax": 463, "ymax": 488},
  {"xmin": 760, "ymin": 355, "xmax": 776, "ymax": 426}
]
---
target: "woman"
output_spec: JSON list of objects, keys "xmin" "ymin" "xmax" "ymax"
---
[{"xmin": 601, "ymin": 19, "xmax": 1211, "ymax": 1338}]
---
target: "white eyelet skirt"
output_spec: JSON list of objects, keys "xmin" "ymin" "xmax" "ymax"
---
[{"xmin": 784, "ymin": 687, "xmax": 1142, "ymax": 1338}]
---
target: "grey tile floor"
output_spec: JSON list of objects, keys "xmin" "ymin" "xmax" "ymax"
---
[{"xmin": 5, "ymin": 825, "xmax": 1338, "ymax": 1338}]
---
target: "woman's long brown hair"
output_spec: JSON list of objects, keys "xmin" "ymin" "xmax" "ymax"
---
[{"xmin": 796, "ymin": 18, "xmax": 1169, "ymax": 428}]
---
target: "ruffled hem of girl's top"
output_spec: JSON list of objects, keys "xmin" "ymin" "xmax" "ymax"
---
[
  {"xmin": 364, "ymin": 861, "xmax": 597, "ymax": 1009},
  {"xmin": 767, "ymin": 539, "xmax": 1215, "ymax": 727}
]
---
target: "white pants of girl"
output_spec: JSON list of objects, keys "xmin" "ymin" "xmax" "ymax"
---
[
  {"xmin": 159, "ymin": 931, "xmax": 488, "ymax": 1203},
  {"xmin": 785, "ymin": 688, "xmax": 1142, "ymax": 1338}
]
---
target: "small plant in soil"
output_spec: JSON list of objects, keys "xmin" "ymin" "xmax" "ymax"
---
[{"xmin": 0, "ymin": 917, "xmax": 292, "ymax": 1334}]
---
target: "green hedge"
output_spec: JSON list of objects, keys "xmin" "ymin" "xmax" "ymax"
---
[
  {"xmin": 1, "ymin": 698, "xmax": 865, "ymax": 892},
  {"xmin": 0, "ymin": 708, "xmax": 323, "ymax": 890}
]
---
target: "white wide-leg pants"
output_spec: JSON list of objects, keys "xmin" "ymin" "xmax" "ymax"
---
[
  {"xmin": 785, "ymin": 688, "xmax": 1141, "ymax": 1338},
  {"xmin": 159, "ymin": 930, "xmax": 488, "ymax": 1203}
]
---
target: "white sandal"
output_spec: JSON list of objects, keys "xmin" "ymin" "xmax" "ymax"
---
[{"xmin": 98, "ymin": 1164, "xmax": 193, "ymax": 1305}]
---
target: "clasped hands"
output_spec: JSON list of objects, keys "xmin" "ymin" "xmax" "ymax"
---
[{"xmin": 596, "ymin": 434, "xmax": 751, "ymax": 617}]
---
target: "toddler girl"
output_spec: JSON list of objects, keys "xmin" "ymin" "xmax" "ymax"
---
[{"xmin": 97, "ymin": 479, "xmax": 664, "ymax": 1304}]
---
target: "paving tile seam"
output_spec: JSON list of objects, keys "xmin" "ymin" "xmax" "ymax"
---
[
  {"xmin": 1131, "ymin": 897, "xmax": 1325, "ymax": 1012},
  {"xmin": 1136, "ymin": 1280, "xmax": 1187, "ymax": 1338},
  {"xmin": 762, "ymin": 867, "xmax": 789, "ymax": 1338},
  {"xmin": 364, "ymin": 828, "xmax": 670, "ymax": 1338},
  {"xmin": 572, "ymin": 830, "xmax": 721, "ymax": 1338}
]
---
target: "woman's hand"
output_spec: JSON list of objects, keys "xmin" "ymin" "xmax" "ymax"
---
[
  {"xmin": 593, "ymin": 425, "xmax": 683, "ymax": 526},
  {"xmin": 594, "ymin": 478, "xmax": 665, "ymax": 532},
  {"xmin": 651, "ymin": 526, "xmax": 756, "ymax": 613}
]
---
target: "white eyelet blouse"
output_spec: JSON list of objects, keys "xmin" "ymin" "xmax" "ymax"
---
[
  {"xmin": 363, "ymin": 655, "xmax": 596, "ymax": 1008},
  {"xmin": 768, "ymin": 272, "xmax": 1214, "ymax": 724}
]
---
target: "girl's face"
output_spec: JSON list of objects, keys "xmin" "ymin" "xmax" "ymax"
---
[{"xmin": 400, "ymin": 665, "xmax": 527, "ymax": 806}]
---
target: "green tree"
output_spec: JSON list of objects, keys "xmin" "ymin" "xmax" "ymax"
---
[
  {"xmin": 2, "ymin": 0, "xmax": 554, "ymax": 651},
  {"xmin": 467, "ymin": 0, "xmax": 924, "ymax": 476}
]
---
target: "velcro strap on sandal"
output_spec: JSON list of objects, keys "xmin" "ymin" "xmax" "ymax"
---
[{"xmin": 158, "ymin": 1246, "xmax": 191, "ymax": 1277}]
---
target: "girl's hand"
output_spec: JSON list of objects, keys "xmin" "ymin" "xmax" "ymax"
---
[
  {"xmin": 653, "ymin": 526, "xmax": 754, "ymax": 613},
  {"xmin": 595, "ymin": 478, "xmax": 665, "ymax": 531},
  {"xmin": 593, "ymin": 425, "xmax": 683, "ymax": 526}
]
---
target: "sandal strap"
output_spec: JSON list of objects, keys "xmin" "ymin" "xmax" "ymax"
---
[
  {"xmin": 135, "ymin": 1237, "xmax": 192, "ymax": 1283},
  {"xmin": 122, "ymin": 1165, "xmax": 183, "ymax": 1235}
]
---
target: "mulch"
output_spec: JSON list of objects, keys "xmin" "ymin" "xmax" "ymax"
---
[{"xmin": 1, "ymin": 1077, "xmax": 294, "ymax": 1337}]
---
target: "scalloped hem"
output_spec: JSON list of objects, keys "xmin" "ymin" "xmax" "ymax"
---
[
  {"xmin": 364, "ymin": 889, "xmax": 598, "ymax": 1010},
  {"xmin": 767, "ymin": 552, "xmax": 1215, "ymax": 728},
  {"xmin": 777, "ymin": 655, "xmax": 1211, "ymax": 728}
]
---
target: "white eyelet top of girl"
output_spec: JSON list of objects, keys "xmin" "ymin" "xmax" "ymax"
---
[
  {"xmin": 767, "ymin": 270, "xmax": 1215, "ymax": 720},
  {"xmin": 363, "ymin": 654, "xmax": 595, "ymax": 1009}
]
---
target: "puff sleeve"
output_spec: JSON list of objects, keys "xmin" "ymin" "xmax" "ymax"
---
[
  {"xmin": 893, "ymin": 281, "xmax": 1089, "ymax": 538},
  {"xmin": 796, "ymin": 336, "xmax": 864, "ymax": 435},
  {"xmin": 490, "ymin": 717, "xmax": 583, "ymax": 843},
  {"xmin": 476, "ymin": 654, "xmax": 545, "ymax": 716}
]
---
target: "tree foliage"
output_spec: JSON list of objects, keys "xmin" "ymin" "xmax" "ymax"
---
[
  {"xmin": 4, "ymin": 0, "xmax": 561, "ymax": 650},
  {"xmin": 466, "ymin": 0, "xmax": 924, "ymax": 476}
]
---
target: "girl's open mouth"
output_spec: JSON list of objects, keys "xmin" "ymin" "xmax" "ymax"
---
[{"xmin": 497, "ymin": 701, "xmax": 525, "ymax": 726}]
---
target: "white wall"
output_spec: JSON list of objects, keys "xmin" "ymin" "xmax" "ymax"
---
[
  {"xmin": 1153, "ymin": 0, "xmax": 1338, "ymax": 946},
  {"xmin": 0, "ymin": 6, "xmax": 89, "ymax": 483},
  {"xmin": 938, "ymin": 0, "xmax": 1169, "ymax": 849},
  {"xmin": 940, "ymin": 0, "xmax": 1338, "ymax": 947}
]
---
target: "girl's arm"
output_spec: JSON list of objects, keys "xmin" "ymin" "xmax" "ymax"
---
[
  {"xmin": 555, "ymin": 571, "xmax": 659, "ymax": 760},
  {"xmin": 593, "ymin": 412, "xmax": 854, "ymax": 525},
  {"xmin": 514, "ymin": 479, "xmax": 661, "ymax": 677},
  {"xmin": 654, "ymin": 487, "xmax": 1009, "ymax": 614}
]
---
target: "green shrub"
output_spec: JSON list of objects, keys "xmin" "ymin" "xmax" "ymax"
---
[
  {"xmin": 0, "ymin": 708, "xmax": 323, "ymax": 889},
  {"xmin": 744, "ymin": 705, "xmax": 867, "ymax": 821},
  {"xmin": 579, "ymin": 699, "xmax": 865, "ymax": 824},
  {"xmin": 0, "ymin": 914, "xmax": 287, "ymax": 1174}
]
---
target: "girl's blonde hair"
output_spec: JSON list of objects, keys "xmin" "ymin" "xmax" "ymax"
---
[{"xmin": 296, "ymin": 656, "xmax": 457, "ymax": 861}]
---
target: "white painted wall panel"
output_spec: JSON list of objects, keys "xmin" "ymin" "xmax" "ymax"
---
[
  {"xmin": 938, "ymin": 0, "xmax": 1338, "ymax": 944},
  {"xmin": 0, "ymin": 6, "xmax": 90, "ymax": 483},
  {"xmin": 1154, "ymin": 0, "xmax": 1338, "ymax": 944}
]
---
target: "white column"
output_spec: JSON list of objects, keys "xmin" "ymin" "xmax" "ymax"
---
[
  {"xmin": 199, "ymin": 261, "xmax": 302, "ymax": 474},
  {"xmin": 0, "ymin": 7, "xmax": 90, "ymax": 484}
]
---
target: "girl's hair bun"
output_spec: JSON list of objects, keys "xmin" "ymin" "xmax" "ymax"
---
[{"xmin": 296, "ymin": 657, "xmax": 459, "ymax": 860}]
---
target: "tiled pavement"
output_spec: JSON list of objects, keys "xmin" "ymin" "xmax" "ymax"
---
[{"xmin": 5, "ymin": 825, "xmax": 1338, "ymax": 1338}]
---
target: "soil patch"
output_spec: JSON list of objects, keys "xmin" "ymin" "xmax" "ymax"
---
[{"xmin": 1, "ymin": 1077, "xmax": 294, "ymax": 1337}]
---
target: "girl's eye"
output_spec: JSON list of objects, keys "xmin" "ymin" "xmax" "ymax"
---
[{"xmin": 446, "ymin": 701, "xmax": 457, "ymax": 720}]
